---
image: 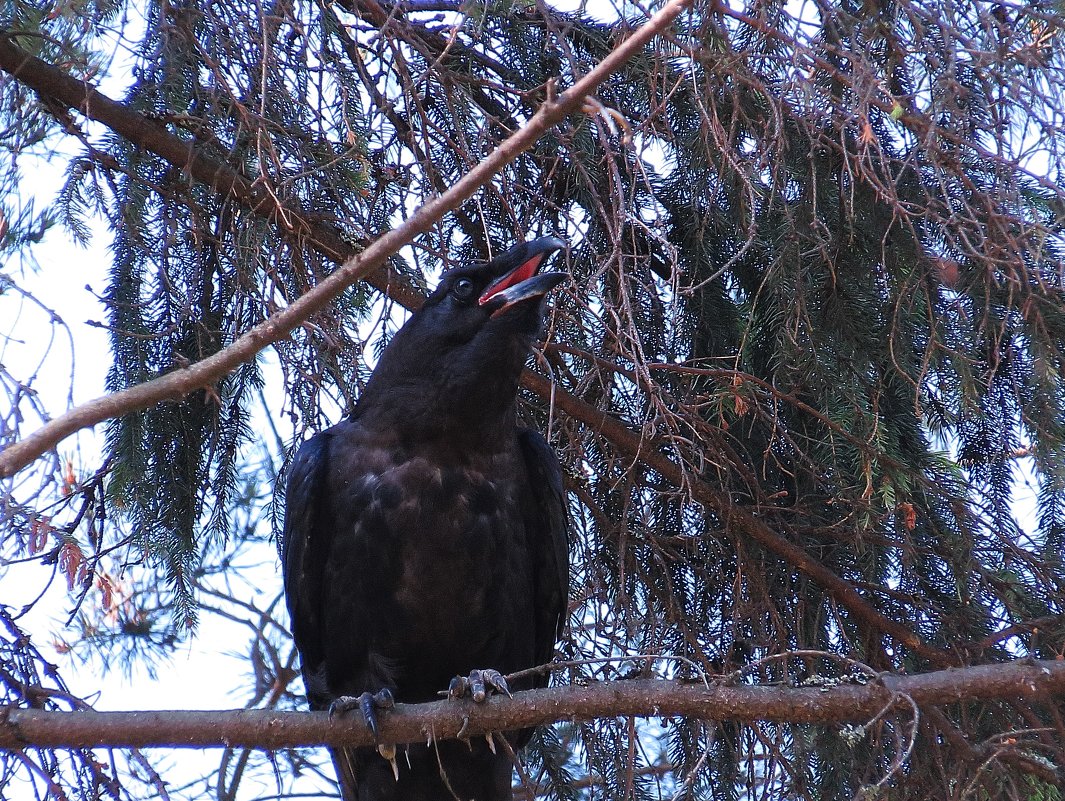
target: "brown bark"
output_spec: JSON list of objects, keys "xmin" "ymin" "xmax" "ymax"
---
[{"xmin": 0, "ymin": 660, "xmax": 1061, "ymax": 751}]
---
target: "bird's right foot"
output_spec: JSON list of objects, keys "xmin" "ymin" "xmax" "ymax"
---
[
  {"xmin": 448, "ymin": 668, "xmax": 512, "ymax": 703},
  {"xmin": 329, "ymin": 688, "xmax": 395, "ymax": 738}
]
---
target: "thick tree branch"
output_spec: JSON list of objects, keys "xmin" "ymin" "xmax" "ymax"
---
[
  {"xmin": 0, "ymin": 660, "xmax": 1061, "ymax": 751},
  {"xmin": 0, "ymin": 0, "xmax": 694, "ymax": 478}
]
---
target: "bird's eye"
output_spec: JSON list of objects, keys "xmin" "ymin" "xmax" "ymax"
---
[{"xmin": 452, "ymin": 277, "xmax": 475, "ymax": 300}]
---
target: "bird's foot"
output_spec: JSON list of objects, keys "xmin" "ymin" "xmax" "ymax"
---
[
  {"xmin": 328, "ymin": 689, "xmax": 395, "ymax": 738},
  {"xmin": 448, "ymin": 668, "xmax": 512, "ymax": 703}
]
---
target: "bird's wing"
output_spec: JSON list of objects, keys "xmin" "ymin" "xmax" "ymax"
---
[
  {"xmin": 280, "ymin": 431, "xmax": 364, "ymax": 801},
  {"xmin": 280, "ymin": 430, "xmax": 335, "ymax": 710},
  {"xmin": 518, "ymin": 428, "xmax": 569, "ymax": 680}
]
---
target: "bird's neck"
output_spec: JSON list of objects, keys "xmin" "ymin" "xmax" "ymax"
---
[{"xmin": 354, "ymin": 379, "xmax": 521, "ymax": 452}]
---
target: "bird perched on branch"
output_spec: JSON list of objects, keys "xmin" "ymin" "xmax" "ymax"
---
[{"xmin": 280, "ymin": 237, "xmax": 570, "ymax": 801}]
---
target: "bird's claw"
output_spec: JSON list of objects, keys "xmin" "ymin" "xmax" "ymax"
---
[
  {"xmin": 448, "ymin": 668, "xmax": 511, "ymax": 703},
  {"xmin": 328, "ymin": 689, "xmax": 395, "ymax": 739}
]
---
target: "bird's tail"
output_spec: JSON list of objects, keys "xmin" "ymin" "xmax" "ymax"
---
[{"xmin": 331, "ymin": 747, "xmax": 361, "ymax": 801}]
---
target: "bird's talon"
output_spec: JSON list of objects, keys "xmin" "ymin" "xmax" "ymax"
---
[
  {"xmin": 485, "ymin": 732, "xmax": 497, "ymax": 754},
  {"xmin": 327, "ymin": 695, "xmax": 362, "ymax": 718},
  {"xmin": 448, "ymin": 675, "xmax": 470, "ymax": 700},
  {"xmin": 470, "ymin": 668, "xmax": 487, "ymax": 702},
  {"xmin": 449, "ymin": 668, "xmax": 511, "ymax": 703},
  {"xmin": 329, "ymin": 690, "xmax": 394, "ymax": 738},
  {"xmin": 358, "ymin": 692, "xmax": 380, "ymax": 737},
  {"xmin": 484, "ymin": 668, "xmax": 512, "ymax": 698}
]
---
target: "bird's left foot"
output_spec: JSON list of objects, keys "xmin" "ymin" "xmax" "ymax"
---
[
  {"xmin": 328, "ymin": 689, "xmax": 395, "ymax": 738},
  {"xmin": 448, "ymin": 668, "xmax": 512, "ymax": 703}
]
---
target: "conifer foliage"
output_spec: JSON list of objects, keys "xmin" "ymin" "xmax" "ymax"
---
[{"xmin": 1, "ymin": 0, "xmax": 1064, "ymax": 798}]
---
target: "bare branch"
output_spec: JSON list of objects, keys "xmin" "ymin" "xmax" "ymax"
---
[{"xmin": 0, "ymin": 660, "xmax": 1061, "ymax": 751}]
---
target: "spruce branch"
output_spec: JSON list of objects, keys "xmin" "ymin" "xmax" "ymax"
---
[
  {"xmin": 522, "ymin": 370, "xmax": 955, "ymax": 667},
  {"xmin": 1, "ymin": 2, "xmax": 1046, "ymax": 673},
  {"xmin": 0, "ymin": 13, "xmax": 950, "ymax": 662},
  {"xmin": 0, "ymin": 33, "xmax": 423, "ymax": 310},
  {"xmin": 709, "ymin": 0, "xmax": 1065, "ymax": 201},
  {"xmin": 0, "ymin": 660, "xmax": 1061, "ymax": 752}
]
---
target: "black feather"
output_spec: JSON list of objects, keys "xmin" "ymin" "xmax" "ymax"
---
[{"xmin": 281, "ymin": 237, "xmax": 569, "ymax": 801}]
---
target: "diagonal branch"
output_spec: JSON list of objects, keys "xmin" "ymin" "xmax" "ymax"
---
[
  {"xmin": 0, "ymin": 0, "xmax": 694, "ymax": 478},
  {"xmin": 0, "ymin": 660, "xmax": 1062, "ymax": 751}
]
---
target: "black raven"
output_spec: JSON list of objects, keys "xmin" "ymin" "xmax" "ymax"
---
[{"xmin": 281, "ymin": 237, "xmax": 569, "ymax": 801}]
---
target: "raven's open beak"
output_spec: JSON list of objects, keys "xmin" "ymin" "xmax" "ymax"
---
[{"xmin": 479, "ymin": 236, "xmax": 566, "ymax": 315}]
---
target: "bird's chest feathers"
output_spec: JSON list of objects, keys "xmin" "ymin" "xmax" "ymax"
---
[
  {"xmin": 335, "ymin": 449, "xmax": 531, "ymax": 619},
  {"xmin": 357, "ymin": 452, "xmax": 519, "ymax": 532}
]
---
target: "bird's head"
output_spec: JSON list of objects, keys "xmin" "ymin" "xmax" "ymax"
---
[
  {"xmin": 356, "ymin": 237, "xmax": 567, "ymax": 439},
  {"xmin": 420, "ymin": 235, "xmax": 567, "ymax": 344}
]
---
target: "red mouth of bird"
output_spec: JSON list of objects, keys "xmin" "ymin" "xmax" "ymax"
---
[{"xmin": 478, "ymin": 255, "xmax": 543, "ymax": 306}]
